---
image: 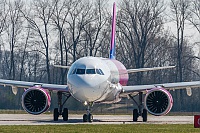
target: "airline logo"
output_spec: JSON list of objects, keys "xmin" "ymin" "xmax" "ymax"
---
[{"xmin": 194, "ymin": 115, "xmax": 200, "ymax": 128}]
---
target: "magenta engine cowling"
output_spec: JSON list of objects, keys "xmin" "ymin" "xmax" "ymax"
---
[
  {"xmin": 22, "ymin": 87, "xmax": 51, "ymax": 115},
  {"xmin": 144, "ymin": 87, "xmax": 173, "ymax": 116}
]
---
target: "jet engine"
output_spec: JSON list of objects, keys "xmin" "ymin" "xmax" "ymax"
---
[
  {"xmin": 22, "ymin": 87, "xmax": 51, "ymax": 115},
  {"xmin": 144, "ymin": 87, "xmax": 173, "ymax": 116}
]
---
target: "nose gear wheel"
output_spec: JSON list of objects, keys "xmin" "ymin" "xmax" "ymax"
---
[{"xmin": 83, "ymin": 103, "xmax": 93, "ymax": 122}]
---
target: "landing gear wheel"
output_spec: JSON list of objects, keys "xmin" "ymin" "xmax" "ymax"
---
[
  {"xmin": 83, "ymin": 113, "xmax": 93, "ymax": 122},
  {"xmin": 62, "ymin": 108, "xmax": 68, "ymax": 121},
  {"xmin": 83, "ymin": 114, "xmax": 87, "ymax": 122},
  {"xmin": 54, "ymin": 108, "xmax": 59, "ymax": 121},
  {"xmin": 88, "ymin": 113, "xmax": 93, "ymax": 122},
  {"xmin": 133, "ymin": 109, "xmax": 138, "ymax": 122},
  {"xmin": 142, "ymin": 109, "xmax": 147, "ymax": 122}
]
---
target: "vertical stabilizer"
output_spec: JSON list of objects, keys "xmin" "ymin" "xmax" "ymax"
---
[{"xmin": 109, "ymin": 2, "xmax": 116, "ymax": 59}]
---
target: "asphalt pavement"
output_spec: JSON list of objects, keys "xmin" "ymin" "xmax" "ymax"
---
[{"xmin": 0, "ymin": 114, "xmax": 194, "ymax": 125}]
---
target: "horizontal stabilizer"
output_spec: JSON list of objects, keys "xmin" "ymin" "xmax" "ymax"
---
[
  {"xmin": 53, "ymin": 65, "xmax": 71, "ymax": 69},
  {"xmin": 127, "ymin": 66, "xmax": 175, "ymax": 73}
]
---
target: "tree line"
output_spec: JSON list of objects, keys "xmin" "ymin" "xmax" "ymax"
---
[{"xmin": 0, "ymin": 0, "xmax": 200, "ymax": 112}]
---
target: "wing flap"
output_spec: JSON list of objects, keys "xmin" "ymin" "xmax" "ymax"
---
[
  {"xmin": 122, "ymin": 81, "xmax": 200, "ymax": 94},
  {"xmin": 0, "ymin": 79, "xmax": 68, "ymax": 92}
]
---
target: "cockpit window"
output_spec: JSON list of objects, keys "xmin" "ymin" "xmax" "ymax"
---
[
  {"xmin": 96, "ymin": 69, "xmax": 101, "ymax": 75},
  {"xmin": 76, "ymin": 69, "xmax": 85, "ymax": 74},
  {"xmin": 71, "ymin": 69, "xmax": 76, "ymax": 74},
  {"xmin": 96, "ymin": 69, "xmax": 104, "ymax": 75},
  {"xmin": 71, "ymin": 68, "xmax": 104, "ymax": 75},
  {"xmin": 99, "ymin": 69, "xmax": 104, "ymax": 75},
  {"xmin": 86, "ymin": 69, "xmax": 96, "ymax": 74}
]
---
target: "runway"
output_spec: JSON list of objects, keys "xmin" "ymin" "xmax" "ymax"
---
[{"xmin": 0, "ymin": 114, "xmax": 194, "ymax": 125}]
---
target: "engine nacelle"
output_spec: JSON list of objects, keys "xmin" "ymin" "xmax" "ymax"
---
[
  {"xmin": 22, "ymin": 87, "xmax": 51, "ymax": 115},
  {"xmin": 144, "ymin": 87, "xmax": 173, "ymax": 116}
]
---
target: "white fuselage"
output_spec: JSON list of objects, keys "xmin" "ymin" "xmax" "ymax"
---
[{"xmin": 67, "ymin": 57, "xmax": 128, "ymax": 104}]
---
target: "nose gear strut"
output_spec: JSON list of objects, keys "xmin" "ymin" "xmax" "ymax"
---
[{"xmin": 83, "ymin": 102, "xmax": 93, "ymax": 122}]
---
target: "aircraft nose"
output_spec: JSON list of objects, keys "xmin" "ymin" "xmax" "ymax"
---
[
  {"xmin": 68, "ymin": 75, "xmax": 106, "ymax": 102},
  {"xmin": 78, "ymin": 75, "xmax": 100, "ymax": 88}
]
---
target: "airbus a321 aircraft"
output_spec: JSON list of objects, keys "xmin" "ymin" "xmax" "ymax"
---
[{"xmin": 0, "ymin": 2, "xmax": 200, "ymax": 122}]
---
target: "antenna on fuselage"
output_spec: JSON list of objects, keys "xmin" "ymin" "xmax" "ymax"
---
[{"xmin": 109, "ymin": 2, "xmax": 116, "ymax": 59}]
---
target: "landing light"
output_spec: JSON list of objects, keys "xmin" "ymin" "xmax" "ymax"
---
[{"xmin": 84, "ymin": 101, "xmax": 88, "ymax": 105}]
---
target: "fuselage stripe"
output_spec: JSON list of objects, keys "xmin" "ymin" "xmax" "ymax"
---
[{"xmin": 110, "ymin": 60, "xmax": 128, "ymax": 86}]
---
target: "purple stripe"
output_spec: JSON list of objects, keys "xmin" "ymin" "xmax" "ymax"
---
[{"xmin": 110, "ymin": 2, "xmax": 116, "ymax": 59}]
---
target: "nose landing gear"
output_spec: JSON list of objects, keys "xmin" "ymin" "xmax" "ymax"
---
[{"xmin": 83, "ymin": 103, "xmax": 93, "ymax": 122}]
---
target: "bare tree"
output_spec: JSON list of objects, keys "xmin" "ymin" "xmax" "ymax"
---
[
  {"xmin": 188, "ymin": 0, "xmax": 200, "ymax": 63},
  {"xmin": 51, "ymin": 0, "xmax": 71, "ymax": 84},
  {"xmin": 0, "ymin": 0, "xmax": 8, "ymax": 35},
  {"xmin": 170, "ymin": 0, "xmax": 191, "ymax": 82},
  {"xmin": 189, "ymin": 0, "xmax": 200, "ymax": 34},
  {"xmin": 66, "ymin": 0, "xmax": 93, "ymax": 62},
  {"xmin": 82, "ymin": 0, "xmax": 109, "ymax": 57},
  {"xmin": 0, "ymin": 0, "xmax": 8, "ymax": 78},
  {"xmin": 117, "ymin": 0, "xmax": 165, "ymax": 84},
  {"xmin": 5, "ymin": 0, "xmax": 24, "ymax": 80},
  {"xmin": 18, "ymin": 27, "xmax": 31, "ymax": 81},
  {"xmin": 168, "ymin": 0, "xmax": 192, "ymax": 111},
  {"xmin": 20, "ymin": 0, "xmax": 57, "ymax": 83}
]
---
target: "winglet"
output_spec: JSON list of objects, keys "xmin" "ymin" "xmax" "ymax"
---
[{"xmin": 109, "ymin": 2, "xmax": 116, "ymax": 59}]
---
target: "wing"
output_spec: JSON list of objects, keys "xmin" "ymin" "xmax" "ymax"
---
[
  {"xmin": 0, "ymin": 79, "xmax": 68, "ymax": 92},
  {"xmin": 127, "ymin": 66, "xmax": 175, "ymax": 73},
  {"xmin": 53, "ymin": 65, "xmax": 71, "ymax": 69},
  {"xmin": 122, "ymin": 81, "xmax": 200, "ymax": 95}
]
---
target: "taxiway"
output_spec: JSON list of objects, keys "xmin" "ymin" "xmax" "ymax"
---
[{"xmin": 0, "ymin": 114, "xmax": 195, "ymax": 125}]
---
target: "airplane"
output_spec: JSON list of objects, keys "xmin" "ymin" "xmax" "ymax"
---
[{"xmin": 0, "ymin": 2, "xmax": 200, "ymax": 122}]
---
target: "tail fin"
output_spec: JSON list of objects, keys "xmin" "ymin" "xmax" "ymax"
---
[{"xmin": 109, "ymin": 2, "xmax": 116, "ymax": 59}]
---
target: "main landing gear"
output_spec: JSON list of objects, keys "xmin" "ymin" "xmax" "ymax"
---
[
  {"xmin": 83, "ymin": 103, "xmax": 93, "ymax": 122},
  {"xmin": 54, "ymin": 92, "xmax": 71, "ymax": 121},
  {"xmin": 129, "ymin": 92, "xmax": 148, "ymax": 122}
]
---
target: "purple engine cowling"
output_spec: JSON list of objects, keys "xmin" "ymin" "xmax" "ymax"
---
[
  {"xmin": 144, "ymin": 87, "xmax": 173, "ymax": 116},
  {"xmin": 22, "ymin": 87, "xmax": 51, "ymax": 115}
]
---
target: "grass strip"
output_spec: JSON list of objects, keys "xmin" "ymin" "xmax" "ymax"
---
[{"xmin": 0, "ymin": 124, "xmax": 199, "ymax": 133}]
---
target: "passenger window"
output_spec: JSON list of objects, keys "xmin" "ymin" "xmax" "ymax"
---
[
  {"xmin": 76, "ymin": 69, "xmax": 85, "ymax": 74},
  {"xmin": 86, "ymin": 69, "xmax": 96, "ymax": 74}
]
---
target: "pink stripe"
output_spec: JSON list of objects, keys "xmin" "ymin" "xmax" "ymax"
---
[{"xmin": 111, "ymin": 60, "xmax": 128, "ymax": 86}]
